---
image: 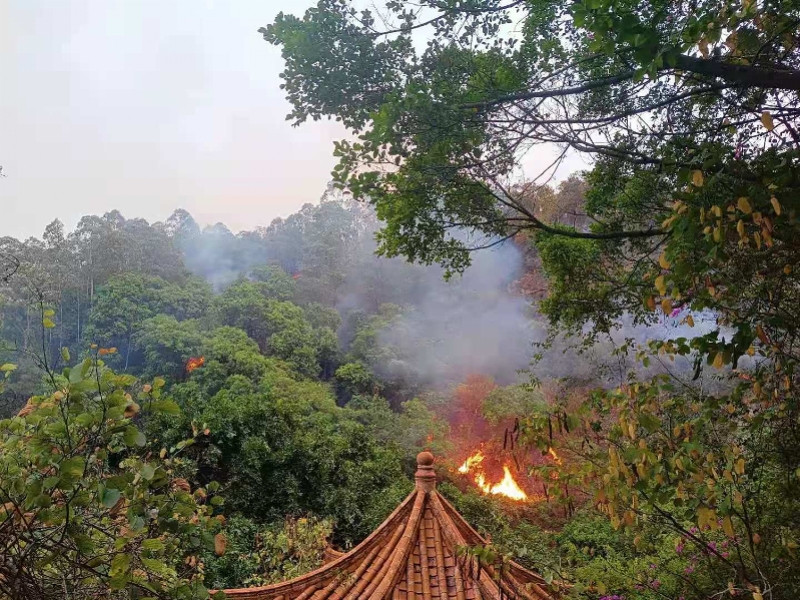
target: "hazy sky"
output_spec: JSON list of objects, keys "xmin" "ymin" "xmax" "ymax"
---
[
  {"xmin": 1, "ymin": 0, "xmax": 346, "ymax": 238},
  {"xmin": 1, "ymin": 0, "xmax": 587, "ymax": 240}
]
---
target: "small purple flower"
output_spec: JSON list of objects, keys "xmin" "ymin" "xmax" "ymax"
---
[
  {"xmin": 649, "ymin": 563, "xmax": 657, "ymax": 570},
  {"xmin": 675, "ymin": 542, "xmax": 685, "ymax": 554},
  {"xmin": 685, "ymin": 565, "xmax": 695, "ymax": 574}
]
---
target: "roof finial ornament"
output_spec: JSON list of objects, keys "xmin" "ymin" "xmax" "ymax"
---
[{"xmin": 415, "ymin": 451, "xmax": 436, "ymax": 492}]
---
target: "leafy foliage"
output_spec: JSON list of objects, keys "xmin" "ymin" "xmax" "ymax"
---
[{"xmin": 0, "ymin": 353, "xmax": 223, "ymax": 599}]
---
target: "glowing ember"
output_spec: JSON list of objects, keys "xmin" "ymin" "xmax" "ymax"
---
[
  {"xmin": 457, "ymin": 450, "xmax": 528, "ymax": 501},
  {"xmin": 186, "ymin": 356, "xmax": 205, "ymax": 373}
]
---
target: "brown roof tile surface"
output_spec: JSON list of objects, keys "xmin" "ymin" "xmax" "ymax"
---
[{"xmin": 221, "ymin": 453, "xmax": 555, "ymax": 600}]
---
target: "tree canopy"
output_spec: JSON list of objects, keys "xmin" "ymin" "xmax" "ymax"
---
[{"xmin": 264, "ymin": 2, "xmax": 800, "ymax": 598}]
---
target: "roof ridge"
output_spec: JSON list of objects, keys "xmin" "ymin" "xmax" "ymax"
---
[{"xmin": 220, "ymin": 452, "xmax": 558, "ymax": 599}]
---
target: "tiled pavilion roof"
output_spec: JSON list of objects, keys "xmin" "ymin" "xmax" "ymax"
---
[{"xmin": 222, "ymin": 452, "xmax": 555, "ymax": 600}]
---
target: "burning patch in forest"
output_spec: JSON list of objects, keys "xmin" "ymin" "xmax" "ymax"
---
[
  {"xmin": 186, "ymin": 356, "xmax": 205, "ymax": 373},
  {"xmin": 457, "ymin": 449, "xmax": 529, "ymax": 501}
]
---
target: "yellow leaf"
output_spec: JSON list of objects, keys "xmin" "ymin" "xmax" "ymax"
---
[
  {"xmin": 658, "ymin": 253, "xmax": 671, "ymax": 269},
  {"xmin": 771, "ymin": 195, "xmax": 781, "ymax": 215},
  {"xmin": 785, "ymin": 265, "xmax": 793, "ymax": 275},
  {"xmin": 761, "ymin": 111, "xmax": 774, "ymax": 131},
  {"xmin": 692, "ymin": 170, "xmax": 704, "ymax": 187},
  {"xmin": 723, "ymin": 516, "xmax": 735, "ymax": 537},
  {"xmin": 661, "ymin": 298, "xmax": 673, "ymax": 314},
  {"xmin": 754, "ymin": 231, "xmax": 762, "ymax": 249},
  {"xmin": 737, "ymin": 197, "xmax": 752, "ymax": 214},
  {"xmin": 713, "ymin": 227, "xmax": 722, "ymax": 242},
  {"xmin": 686, "ymin": 315, "xmax": 695, "ymax": 327},
  {"xmin": 645, "ymin": 296, "xmax": 656, "ymax": 311},
  {"xmin": 756, "ymin": 324, "xmax": 769, "ymax": 344},
  {"xmin": 735, "ymin": 457, "xmax": 745, "ymax": 475},
  {"xmin": 753, "ymin": 591, "xmax": 763, "ymax": 600},
  {"xmin": 713, "ymin": 352, "xmax": 725, "ymax": 369},
  {"xmin": 655, "ymin": 275, "xmax": 666, "ymax": 296},
  {"xmin": 737, "ymin": 219, "xmax": 745, "ymax": 238}
]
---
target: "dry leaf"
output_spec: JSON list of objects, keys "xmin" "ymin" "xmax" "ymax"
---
[
  {"xmin": 214, "ymin": 533, "xmax": 227, "ymax": 556},
  {"xmin": 123, "ymin": 402, "xmax": 140, "ymax": 418},
  {"xmin": 761, "ymin": 111, "xmax": 774, "ymax": 131}
]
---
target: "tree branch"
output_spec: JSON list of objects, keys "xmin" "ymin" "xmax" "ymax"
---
[{"xmin": 674, "ymin": 54, "xmax": 800, "ymax": 91}]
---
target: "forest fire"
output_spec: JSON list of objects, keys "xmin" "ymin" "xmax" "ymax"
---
[
  {"xmin": 457, "ymin": 450, "xmax": 528, "ymax": 501},
  {"xmin": 185, "ymin": 356, "xmax": 205, "ymax": 373}
]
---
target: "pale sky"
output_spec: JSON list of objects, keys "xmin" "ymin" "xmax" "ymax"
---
[{"xmin": 0, "ymin": 0, "xmax": 587, "ymax": 240}]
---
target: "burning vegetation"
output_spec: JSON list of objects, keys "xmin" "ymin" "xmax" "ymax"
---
[{"xmin": 457, "ymin": 450, "xmax": 529, "ymax": 501}]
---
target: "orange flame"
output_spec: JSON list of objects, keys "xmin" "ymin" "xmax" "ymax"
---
[
  {"xmin": 186, "ymin": 356, "xmax": 205, "ymax": 373},
  {"xmin": 458, "ymin": 451, "xmax": 485, "ymax": 473},
  {"xmin": 457, "ymin": 451, "xmax": 528, "ymax": 501}
]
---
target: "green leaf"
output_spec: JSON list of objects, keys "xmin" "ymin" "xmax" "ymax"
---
[
  {"xmin": 61, "ymin": 456, "xmax": 86, "ymax": 477},
  {"xmin": 151, "ymin": 400, "xmax": 181, "ymax": 416},
  {"xmin": 142, "ymin": 538, "xmax": 165, "ymax": 552},
  {"xmin": 141, "ymin": 464, "xmax": 155, "ymax": 481},
  {"xmin": 101, "ymin": 488, "xmax": 122, "ymax": 509},
  {"xmin": 130, "ymin": 515, "xmax": 146, "ymax": 532},
  {"xmin": 110, "ymin": 552, "xmax": 131, "ymax": 577},
  {"xmin": 32, "ymin": 493, "xmax": 52, "ymax": 508},
  {"xmin": 0, "ymin": 363, "xmax": 17, "ymax": 372},
  {"xmin": 123, "ymin": 426, "xmax": 146, "ymax": 447}
]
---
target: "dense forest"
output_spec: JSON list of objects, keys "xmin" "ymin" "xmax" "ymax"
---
[{"xmin": 3, "ymin": 0, "xmax": 800, "ymax": 599}]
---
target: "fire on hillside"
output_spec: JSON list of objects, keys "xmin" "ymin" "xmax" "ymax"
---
[{"xmin": 457, "ymin": 449, "xmax": 530, "ymax": 501}]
